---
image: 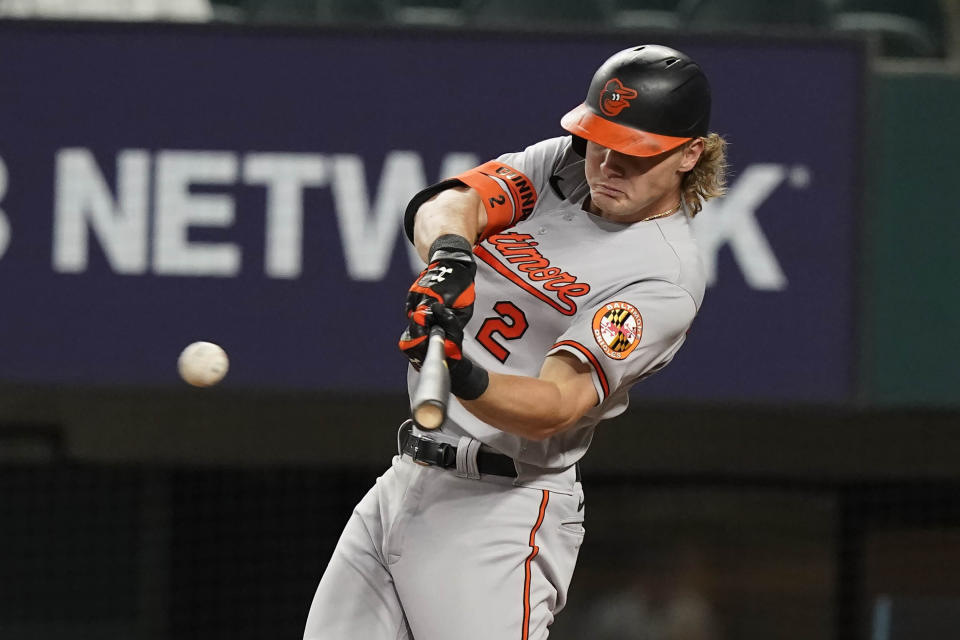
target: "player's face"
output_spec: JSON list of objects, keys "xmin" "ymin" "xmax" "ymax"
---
[{"xmin": 583, "ymin": 139, "xmax": 703, "ymax": 222}]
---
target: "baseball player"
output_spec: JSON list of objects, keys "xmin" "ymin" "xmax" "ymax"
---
[{"xmin": 304, "ymin": 44, "xmax": 728, "ymax": 640}]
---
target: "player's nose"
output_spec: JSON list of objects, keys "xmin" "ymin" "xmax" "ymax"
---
[{"xmin": 599, "ymin": 148, "xmax": 626, "ymax": 177}]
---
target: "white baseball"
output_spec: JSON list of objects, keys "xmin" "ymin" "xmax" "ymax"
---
[{"xmin": 177, "ymin": 341, "xmax": 229, "ymax": 387}]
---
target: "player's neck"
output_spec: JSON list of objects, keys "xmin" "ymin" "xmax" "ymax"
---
[
  {"xmin": 636, "ymin": 199, "xmax": 683, "ymax": 222},
  {"xmin": 583, "ymin": 194, "xmax": 683, "ymax": 224}
]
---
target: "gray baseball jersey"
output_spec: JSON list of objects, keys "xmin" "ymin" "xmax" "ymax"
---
[
  {"xmin": 407, "ymin": 135, "xmax": 704, "ymax": 489},
  {"xmin": 304, "ymin": 135, "xmax": 705, "ymax": 640}
]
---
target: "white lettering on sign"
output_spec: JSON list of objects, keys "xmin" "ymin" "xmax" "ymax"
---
[
  {"xmin": 693, "ymin": 163, "xmax": 808, "ymax": 291},
  {"xmin": 54, "ymin": 148, "xmax": 150, "ymax": 274},
  {"xmin": 330, "ymin": 152, "xmax": 417, "ymax": 282},
  {"xmin": 153, "ymin": 151, "xmax": 240, "ymax": 276},
  {"xmin": 45, "ymin": 147, "xmax": 487, "ymax": 280},
  {"xmin": 329, "ymin": 151, "xmax": 479, "ymax": 281},
  {"xmin": 0, "ymin": 155, "xmax": 9, "ymax": 261},
  {"xmin": 243, "ymin": 153, "xmax": 327, "ymax": 279}
]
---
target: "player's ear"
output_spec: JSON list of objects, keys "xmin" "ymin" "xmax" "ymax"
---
[{"xmin": 677, "ymin": 137, "xmax": 705, "ymax": 173}]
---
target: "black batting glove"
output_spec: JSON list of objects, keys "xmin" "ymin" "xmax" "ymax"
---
[
  {"xmin": 434, "ymin": 302, "xmax": 491, "ymax": 400},
  {"xmin": 399, "ymin": 234, "xmax": 476, "ymax": 369},
  {"xmin": 429, "ymin": 303, "xmax": 489, "ymax": 400},
  {"xmin": 398, "ymin": 304, "xmax": 433, "ymax": 370},
  {"xmin": 404, "ymin": 234, "xmax": 477, "ymax": 329},
  {"xmin": 398, "ymin": 301, "xmax": 465, "ymax": 370},
  {"xmin": 427, "ymin": 302, "xmax": 465, "ymax": 363},
  {"xmin": 398, "ymin": 302, "xmax": 488, "ymax": 400}
]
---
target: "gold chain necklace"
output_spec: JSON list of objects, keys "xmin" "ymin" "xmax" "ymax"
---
[{"xmin": 641, "ymin": 201, "xmax": 683, "ymax": 222}]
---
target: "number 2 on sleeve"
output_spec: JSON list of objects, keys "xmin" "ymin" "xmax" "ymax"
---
[{"xmin": 476, "ymin": 301, "xmax": 528, "ymax": 363}]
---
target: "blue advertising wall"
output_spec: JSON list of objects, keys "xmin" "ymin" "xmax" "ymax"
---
[{"xmin": 0, "ymin": 24, "xmax": 864, "ymax": 402}]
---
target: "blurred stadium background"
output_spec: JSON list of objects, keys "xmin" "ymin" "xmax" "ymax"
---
[{"xmin": 1, "ymin": 1, "xmax": 959, "ymax": 639}]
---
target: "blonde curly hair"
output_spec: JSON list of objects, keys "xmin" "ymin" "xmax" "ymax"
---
[{"xmin": 682, "ymin": 133, "xmax": 729, "ymax": 216}]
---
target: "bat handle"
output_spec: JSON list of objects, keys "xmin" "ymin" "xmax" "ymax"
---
[{"xmin": 410, "ymin": 325, "xmax": 450, "ymax": 430}]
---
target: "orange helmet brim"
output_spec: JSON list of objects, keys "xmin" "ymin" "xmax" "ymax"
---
[{"xmin": 561, "ymin": 104, "xmax": 693, "ymax": 157}]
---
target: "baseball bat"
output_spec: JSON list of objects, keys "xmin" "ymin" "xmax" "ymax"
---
[{"xmin": 410, "ymin": 325, "xmax": 450, "ymax": 430}]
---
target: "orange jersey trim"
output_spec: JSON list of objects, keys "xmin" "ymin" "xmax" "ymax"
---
[
  {"xmin": 454, "ymin": 161, "xmax": 537, "ymax": 241},
  {"xmin": 474, "ymin": 245, "xmax": 577, "ymax": 316},
  {"xmin": 552, "ymin": 339, "xmax": 610, "ymax": 400},
  {"xmin": 522, "ymin": 490, "xmax": 550, "ymax": 640}
]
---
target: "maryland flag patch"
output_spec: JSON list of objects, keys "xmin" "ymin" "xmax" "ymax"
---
[{"xmin": 592, "ymin": 301, "xmax": 642, "ymax": 360}]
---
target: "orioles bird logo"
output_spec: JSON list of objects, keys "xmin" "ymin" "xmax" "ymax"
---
[{"xmin": 599, "ymin": 78, "xmax": 638, "ymax": 117}]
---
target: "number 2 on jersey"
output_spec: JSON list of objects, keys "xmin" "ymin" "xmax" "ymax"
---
[{"xmin": 476, "ymin": 301, "xmax": 528, "ymax": 363}]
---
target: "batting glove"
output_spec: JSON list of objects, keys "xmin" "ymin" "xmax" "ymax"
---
[
  {"xmin": 399, "ymin": 234, "xmax": 476, "ymax": 368},
  {"xmin": 398, "ymin": 301, "xmax": 464, "ymax": 369},
  {"xmin": 429, "ymin": 302, "xmax": 489, "ymax": 400},
  {"xmin": 398, "ymin": 302, "xmax": 489, "ymax": 400},
  {"xmin": 405, "ymin": 234, "xmax": 476, "ymax": 326}
]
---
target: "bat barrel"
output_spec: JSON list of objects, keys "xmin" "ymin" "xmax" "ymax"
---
[{"xmin": 410, "ymin": 325, "xmax": 449, "ymax": 430}]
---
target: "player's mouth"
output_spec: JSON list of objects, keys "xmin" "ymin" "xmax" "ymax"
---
[{"xmin": 593, "ymin": 183, "xmax": 624, "ymax": 198}]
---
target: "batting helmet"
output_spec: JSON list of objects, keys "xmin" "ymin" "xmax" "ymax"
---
[{"xmin": 561, "ymin": 44, "xmax": 711, "ymax": 157}]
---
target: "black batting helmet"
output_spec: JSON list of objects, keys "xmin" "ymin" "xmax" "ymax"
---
[{"xmin": 561, "ymin": 44, "xmax": 711, "ymax": 157}]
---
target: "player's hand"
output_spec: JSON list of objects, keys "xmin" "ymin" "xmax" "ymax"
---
[
  {"xmin": 400, "ymin": 234, "xmax": 476, "ymax": 368},
  {"xmin": 404, "ymin": 234, "xmax": 477, "ymax": 329},
  {"xmin": 400, "ymin": 302, "xmax": 489, "ymax": 400},
  {"xmin": 398, "ymin": 302, "xmax": 465, "ymax": 370}
]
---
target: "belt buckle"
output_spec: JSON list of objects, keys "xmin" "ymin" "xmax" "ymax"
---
[{"xmin": 410, "ymin": 439, "xmax": 432, "ymax": 467}]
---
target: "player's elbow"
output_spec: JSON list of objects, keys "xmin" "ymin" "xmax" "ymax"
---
[
  {"xmin": 526, "ymin": 425, "xmax": 569, "ymax": 442},
  {"xmin": 525, "ymin": 409, "xmax": 586, "ymax": 441},
  {"xmin": 526, "ymin": 353, "xmax": 598, "ymax": 441},
  {"xmin": 525, "ymin": 373, "xmax": 596, "ymax": 441}
]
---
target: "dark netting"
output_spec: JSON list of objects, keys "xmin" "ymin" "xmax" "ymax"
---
[
  {"xmin": 0, "ymin": 465, "xmax": 142, "ymax": 638},
  {"xmin": 167, "ymin": 466, "xmax": 377, "ymax": 640},
  {"xmin": 2, "ymin": 463, "xmax": 959, "ymax": 640}
]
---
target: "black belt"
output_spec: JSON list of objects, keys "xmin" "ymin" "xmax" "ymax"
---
[{"xmin": 400, "ymin": 427, "xmax": 518, "ymax": 478}]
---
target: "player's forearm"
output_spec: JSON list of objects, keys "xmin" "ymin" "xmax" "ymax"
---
[
  {"xmin": 412, "ymin": 187, "xmax": 484, "ymax": 262},
  {"xmin": 459, "ymin": 371, "xmax": 584, "ymax": 442}
]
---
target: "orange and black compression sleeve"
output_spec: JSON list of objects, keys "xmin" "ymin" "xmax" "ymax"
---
[
  {"xmin": 402, "ymin": 161, "xmax": 538, "ymax": 243},
  {"xmin": 455, "ymin": 161, "xmax": 537, "ymax": 241}
]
